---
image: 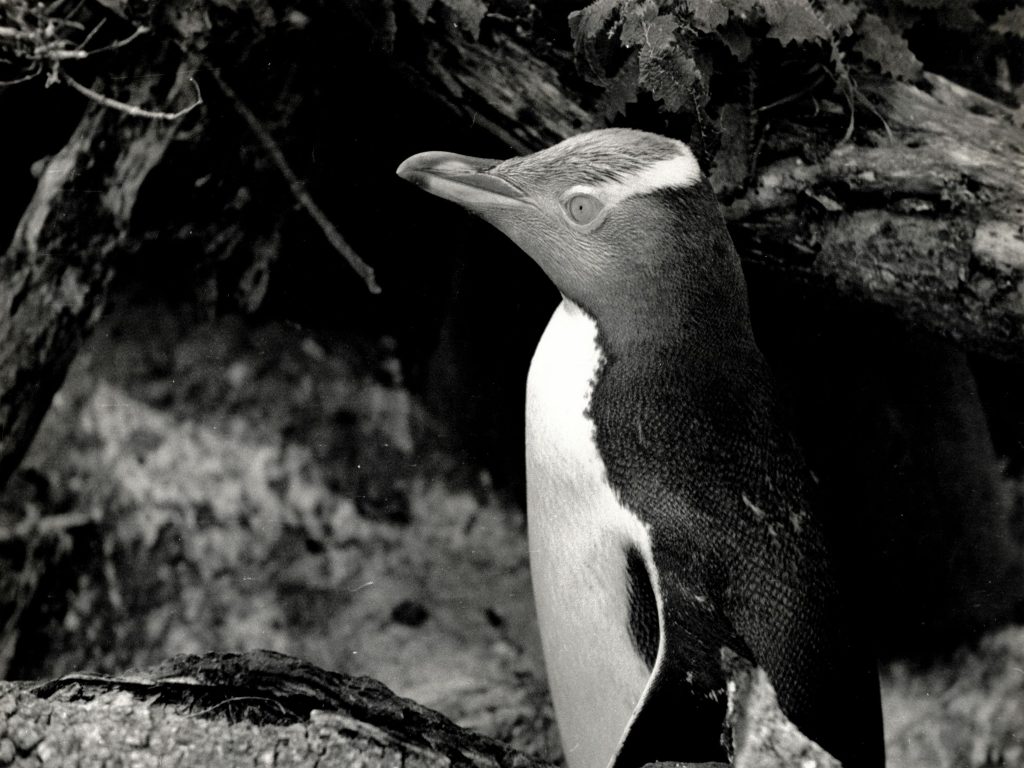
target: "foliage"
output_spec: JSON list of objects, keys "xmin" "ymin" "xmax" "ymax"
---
[
  {"xmin": 274, "ymin": 0, "xmax": 1017, "ymax": 202},
  {"xmin": 567, "ymin": 0, "xmax": 918, "ymax": 115},
  {"xmin": 401, "ymin": 0, "xmax": 489, "ymax": 38},
  {"xmin": 555, "ymin": 0, "xmax": 1021, "ymax": 191},
  {"xmin": 992, "ymin": 5, "xmax": 1024, "ymax": 38}
]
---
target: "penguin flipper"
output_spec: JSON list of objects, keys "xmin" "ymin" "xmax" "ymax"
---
[{"xmin": 610, "ymin": 660, "xmax": 727, "ymax": 768}]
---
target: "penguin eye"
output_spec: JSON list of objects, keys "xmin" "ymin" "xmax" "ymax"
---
[{"xmin": 564, "ymin": 194, "xmax": 604, "ymax": 226}]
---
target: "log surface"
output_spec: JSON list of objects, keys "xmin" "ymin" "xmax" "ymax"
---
[
  {"xmin": 727, "ymin": 74, "xmax": 1024, "ymax": 359},
  {"xmin": 1, "ymin": 651, "xmax": 551, "ymax": 767}
]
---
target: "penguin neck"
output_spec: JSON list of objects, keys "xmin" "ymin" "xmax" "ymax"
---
[
  {"xmin": 588, "ymin": 264, "xmax": 759, "ymax": 376},
  {"xmin": 583, "ymin": 184, "xmax": 759, "ymax": 369},
  {"xmin": 603, "ymin": 292, "xmax": 752, "ymax": 361}
]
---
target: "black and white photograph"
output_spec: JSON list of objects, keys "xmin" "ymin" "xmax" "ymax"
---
[{"xmin": 0, "ymin": 0, "xmax": 1023, "ymax": 765}]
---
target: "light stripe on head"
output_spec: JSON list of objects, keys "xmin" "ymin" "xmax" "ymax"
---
[
  {"xmin": 564, "ymin": 149, "xmax": 702, "ymax": 208},
  {"xmin": 495, "ymin": 129, "xmax": 703, "ymax": 206}
]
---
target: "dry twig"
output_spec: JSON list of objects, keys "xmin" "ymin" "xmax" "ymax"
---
[
  {"xmin": 60, "ymin": 67, "xmax": 203, "ymax": 120},
  {"xmin": 46, "ymin": 23, "xmax": 149, "ymax": 61},
  {"xmin": 207, "ymin": 67, "xmax": 382, "ymax": 295},
  {"xmin": 0, "ymin": 1, "xmax": 184, "ymax": 122}
]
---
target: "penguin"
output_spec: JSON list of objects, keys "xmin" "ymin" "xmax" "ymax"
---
[{"xmin": 396, "ymin": 128, "xmax": 883, "ymax": 768}]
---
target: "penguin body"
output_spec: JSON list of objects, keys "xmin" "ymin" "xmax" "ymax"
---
[{"xmin": 397, "ymin": 129, "xmax": 883, "ymax": 768}]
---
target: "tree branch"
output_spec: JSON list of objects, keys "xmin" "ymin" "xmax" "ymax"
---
[
  {"xmin": 207, "ymin": 67, "xmax": 381, "ymax": 295},
  {"xmin": 0, "ymin": 52, "xmax": 195, "ymax": 488},
  {"xmin": 60, "ymin": 68, "xmax": 202, "ymax": 120}
]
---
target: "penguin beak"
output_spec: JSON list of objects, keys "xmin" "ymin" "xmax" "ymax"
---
[{"xmin": 396, "ymin": 151, "xmax": 527, "ymax": 210}]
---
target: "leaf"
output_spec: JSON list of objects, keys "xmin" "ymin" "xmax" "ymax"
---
[
  {"xmin": 719, "ymin": 24, "xmax": 753, "ymax": 61},
  {"xmin": 934, "ymin": 5, "xmax": 984, "ymax": 30},
  {"xmin": 821, "ymin": 1, "xmax": 861, "ymax": 36},
  {"xmin": 620, "ymin": 0, "xmax": 661, "ymax": 48},
  {"xmin": 598, "ymin": 53, "xmax": 640, "ymax": 120},
  {"xmin": 569, "ymin": 0, "xmax": 625, "ymax": 81},
  {"xmin": 687, "ymin": 0, "xmax": 730, "ymax": 32},
  {"xmin": 404, "ymin": 0, "xmax": 435, "ymax": 24},
  {"xmin": 569, "ymin": 0, "xmax": 623, "ymax": 45},
  {"xmin": 723, "ymin": 0, "xmax": 762, "ymax": 16},
  {"xmin": 761, "ymin": 0, "xmax": 830, "ymax": 45},
  {"xmin": 878, "ymin": 5, "xmax": 920, "ymax": 32},
  {"xmin": 644, "ymin": 13, "xmax": 683, "ymax": 51},
  {"xmin": 639, "ymin": 42, "xmax": 700, "ymax": 113},
  {"xmin": 440, "ymin": 0, "xmax": 486, "ymax": 39},
  {"xmin": 991, "ymin": 6, "xmax": 1024, "ymax": 37},
  {"xmin": 854, "ymin": 12, "xmax": 923, "ymax": 81},
  {"xmin": 622, "ymin": 4, "xmax": 692, "ymax": 109}
]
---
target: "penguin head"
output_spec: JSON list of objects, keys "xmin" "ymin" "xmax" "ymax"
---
[{"xmin": 397, "ymin": 129, "xmax": 746, "ymax": 341}]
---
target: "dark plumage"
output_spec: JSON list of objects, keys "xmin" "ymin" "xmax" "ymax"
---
[
  {"xmin": 625, "ymin": 545, "xmax": 659, "ymax": 670},
  {"xmin": 592, "ymin": 181, "xmax": 882, "ymax": 768},
  {"xmin": 397, "ymin": 128, "xmax": 884, "ymax": 768}
]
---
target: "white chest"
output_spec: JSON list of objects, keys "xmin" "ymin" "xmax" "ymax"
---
[
  {"xmin": 525, "ymin": 300, "xmax": 658, "ymax": 768},
  {"xmin": 525, "ymin": 300, "xmax": 607, "ymax": 482}
]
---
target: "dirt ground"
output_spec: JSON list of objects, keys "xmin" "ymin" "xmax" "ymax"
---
[{"xmin": 1, "ymin": 294, "xmax": 1022, "ymax": 766}]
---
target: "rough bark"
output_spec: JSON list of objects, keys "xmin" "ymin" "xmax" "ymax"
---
[
  {"xmin": 0, "ymin": 50, "xmax": 194, "ymax": 489},
  {"xmin": 1, "ymin": 651, "xmax": 549, "ymax": 767},
  {"xmin": 395, "ymin": 25, "xmax": 596, "ymax": 154},
  {"xmin": 727, "ymin": 74, "xmax": 1024, "ymax": 360}
]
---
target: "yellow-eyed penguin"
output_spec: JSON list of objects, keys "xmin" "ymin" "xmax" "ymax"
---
[{"xmin": 396, "ymin": 129, "xmax": 883, "ymax": 768}]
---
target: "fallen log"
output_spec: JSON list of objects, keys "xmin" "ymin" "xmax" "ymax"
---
[
  {"xmin": 727, "ymin": 73, "xmax": 1024, "ymax": 359},
  {"xmin": 3, "ymin": 651, "xmax": 552, "ymax": 767}
]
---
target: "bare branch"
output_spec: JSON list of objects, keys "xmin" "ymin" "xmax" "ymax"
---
[
  {"xmin": 60, "ymin": 68, "xmax": 203, "ymax": 120},
  {"xmin": 74, "ymin": 17, "xmax": 106, "ymax": 52},
  {"xmin": 47, "ymin": 23, "xmax": 149, "ymax": 61},
  {"xmin": 755, "ymin": 71, "xmax": 827, "ymax": 113},
  {"xmin": 0, "ymin": 26, "xmax": 35, "ymax": 42},
  {"xmin": 0, "ymin": 62, "xmax": 41, "ymax": 85},
  {"xmin": 207, "ymin": 67, "xmax": 382, "ymax": 295}
]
